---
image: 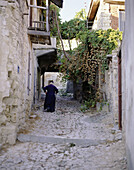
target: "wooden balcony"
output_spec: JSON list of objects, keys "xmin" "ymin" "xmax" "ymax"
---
[{"xmin": 27, "ymin": 2, "xmax": 51, "ymax": 45}]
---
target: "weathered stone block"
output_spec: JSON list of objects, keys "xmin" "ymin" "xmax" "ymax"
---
[
  {"xmin": 0, "ymin": 124, "xmax": 17, "ymax": 145},
  {"xmin": 3, "ymin": 97, "xmax": 13, "ymax": 106},
  {"xmin": 12, "ymin": 98, "xmax": 19, "ymax": 106},
  {"xmin": 0, "ymin": 1, "xmax": 8, "ymax": 7},
  {"xmin": 7, "ymin": 133, "xmax": 16, "ymax": 145},
  {"xmin": 11, "ymin": 113, "xmax": 18, "ymax": 123},
  {"xmin": 11, "ymin": 80, "xmax": 19, "ymax": 90},
  {"xmin": 0, "ymin": 115, "xmax": 7, "ymax": 125}
]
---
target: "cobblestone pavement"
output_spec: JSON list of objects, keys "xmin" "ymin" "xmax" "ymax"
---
[{"xmin": 0, "ymin": 96, "xmax": 127, "ymax": 170}]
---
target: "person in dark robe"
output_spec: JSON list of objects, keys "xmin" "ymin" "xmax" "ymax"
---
[{"xmin": 43, "ymin": 80, "xmax": 58, "ymax": 112}]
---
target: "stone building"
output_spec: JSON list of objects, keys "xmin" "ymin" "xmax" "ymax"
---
[
  {"xmin": 87, "ymin": 0, "xmax": 125, "ymax": 30},
  {"xmin": 87, "ymin": 0, "xmax": 125, "ymax": 128},
  {"xmin": 0, "ymin": 0, "xmax": 63, "ymax": 145}
]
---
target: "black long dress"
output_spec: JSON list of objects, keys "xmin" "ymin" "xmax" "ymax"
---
[{"xmin": 43, "ymin": 84, "xmax": 58, "ymax": 112}]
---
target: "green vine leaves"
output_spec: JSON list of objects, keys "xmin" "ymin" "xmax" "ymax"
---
[{"xmin": 59, "ymin": 29, "xmax": 122, "ymax": 86}]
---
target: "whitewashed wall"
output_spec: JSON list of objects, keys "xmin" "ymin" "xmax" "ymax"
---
[
  {"xmin": 122, "ymin": 0, "xmax": 134, "ymax": 169},
  {"xmin": 44, "ymin": 72, "xmax": 67, "ymax": 90}
]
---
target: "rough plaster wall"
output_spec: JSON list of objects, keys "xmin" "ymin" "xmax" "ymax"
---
[
  {"xmin": 0, "ymin": 1, "xmax": 36, "ymax": 145},
  {"xmin": 123, "ymin": 0, "xmax": 134, "ymax": 169}
]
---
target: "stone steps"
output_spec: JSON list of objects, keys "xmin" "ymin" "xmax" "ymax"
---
[{"xmin": 17, "ymin": 133, "xmax": 106, "ymax": 147}]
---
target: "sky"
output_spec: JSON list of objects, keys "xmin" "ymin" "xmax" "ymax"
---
[{"xmin": 60, "ymin": 0, "xmax": 91, "ymax": 22}]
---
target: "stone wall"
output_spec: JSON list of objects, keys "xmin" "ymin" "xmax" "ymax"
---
[
  {"xmin": 92, "ymin": 0, "xmax": 111, "ymax": 30},
  {"xmin": 104, "ymin": 50, "xmax": 119, "ymax": 126},
  {"xmin": 0, "ymin": 0, "xmax": 37, "ymax": 145},
  {"xmin": 91, "ymin": 1, "xmax": 125, "ymax": 127}
]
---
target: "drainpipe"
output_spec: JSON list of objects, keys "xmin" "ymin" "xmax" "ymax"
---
[{"xmin": 118, "ymin": 51, "xmax": 122, "ymax": 130}]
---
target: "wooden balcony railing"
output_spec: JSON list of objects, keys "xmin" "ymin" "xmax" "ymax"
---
[{"xmin": 29, "ymin": 21, "xmax": 47, "ymax": 31}]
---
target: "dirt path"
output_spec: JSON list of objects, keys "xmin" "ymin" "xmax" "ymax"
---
[{"xmin": 0, "ymin": 95, "xmax": 127, "ymax": 170}]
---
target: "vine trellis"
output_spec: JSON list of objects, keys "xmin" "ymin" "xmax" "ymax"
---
[{"xmin": 49, "ymin": 5, "xmax": 122, "ymax": 105}]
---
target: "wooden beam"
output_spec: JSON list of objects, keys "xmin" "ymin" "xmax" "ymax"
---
[
  {"xmin": 29, "ymin": 5, "xmax": 47, "ymax": 10},
  {"xmin": 50, "ymin": 0, "xmax": 63, "ymax": 8},
  {"xmin": 104, "ymin": 0, "xmax": 125, "ymax": 5},
  {"xmin": 25, "ymin": 0, "xmax": 28, "ymax": 8},
  {"xmin": 54, "ymin": 9, "xmax": 70, "ymax": 61},
  {"xmin": 87, "ymin": 0, "xmax": 100, "ymax": 21},
  {"xmin": 27, "ymin": 30, "xmax": 50, "ymax": 36}
]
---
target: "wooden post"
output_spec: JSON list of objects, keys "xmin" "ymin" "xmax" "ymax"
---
[
  {"xmin": 29, "ymin": 5, "xmax": 47, "ymax": 10},
  {"xmin": 30, "ymin": 0, "xmax": 33, "ymax": 27},
  {"xmin": 54, "ymin": 9, "xmax": 70, "ymax": 61},
  {"xmin": 46, "ymin": 0, "xmax": 49, "ymax": 32}
]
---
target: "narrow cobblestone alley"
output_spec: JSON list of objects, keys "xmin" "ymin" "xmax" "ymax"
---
[{"xmin": 0, "ymin": 95, "xmax": 127, "ymax": 170}]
